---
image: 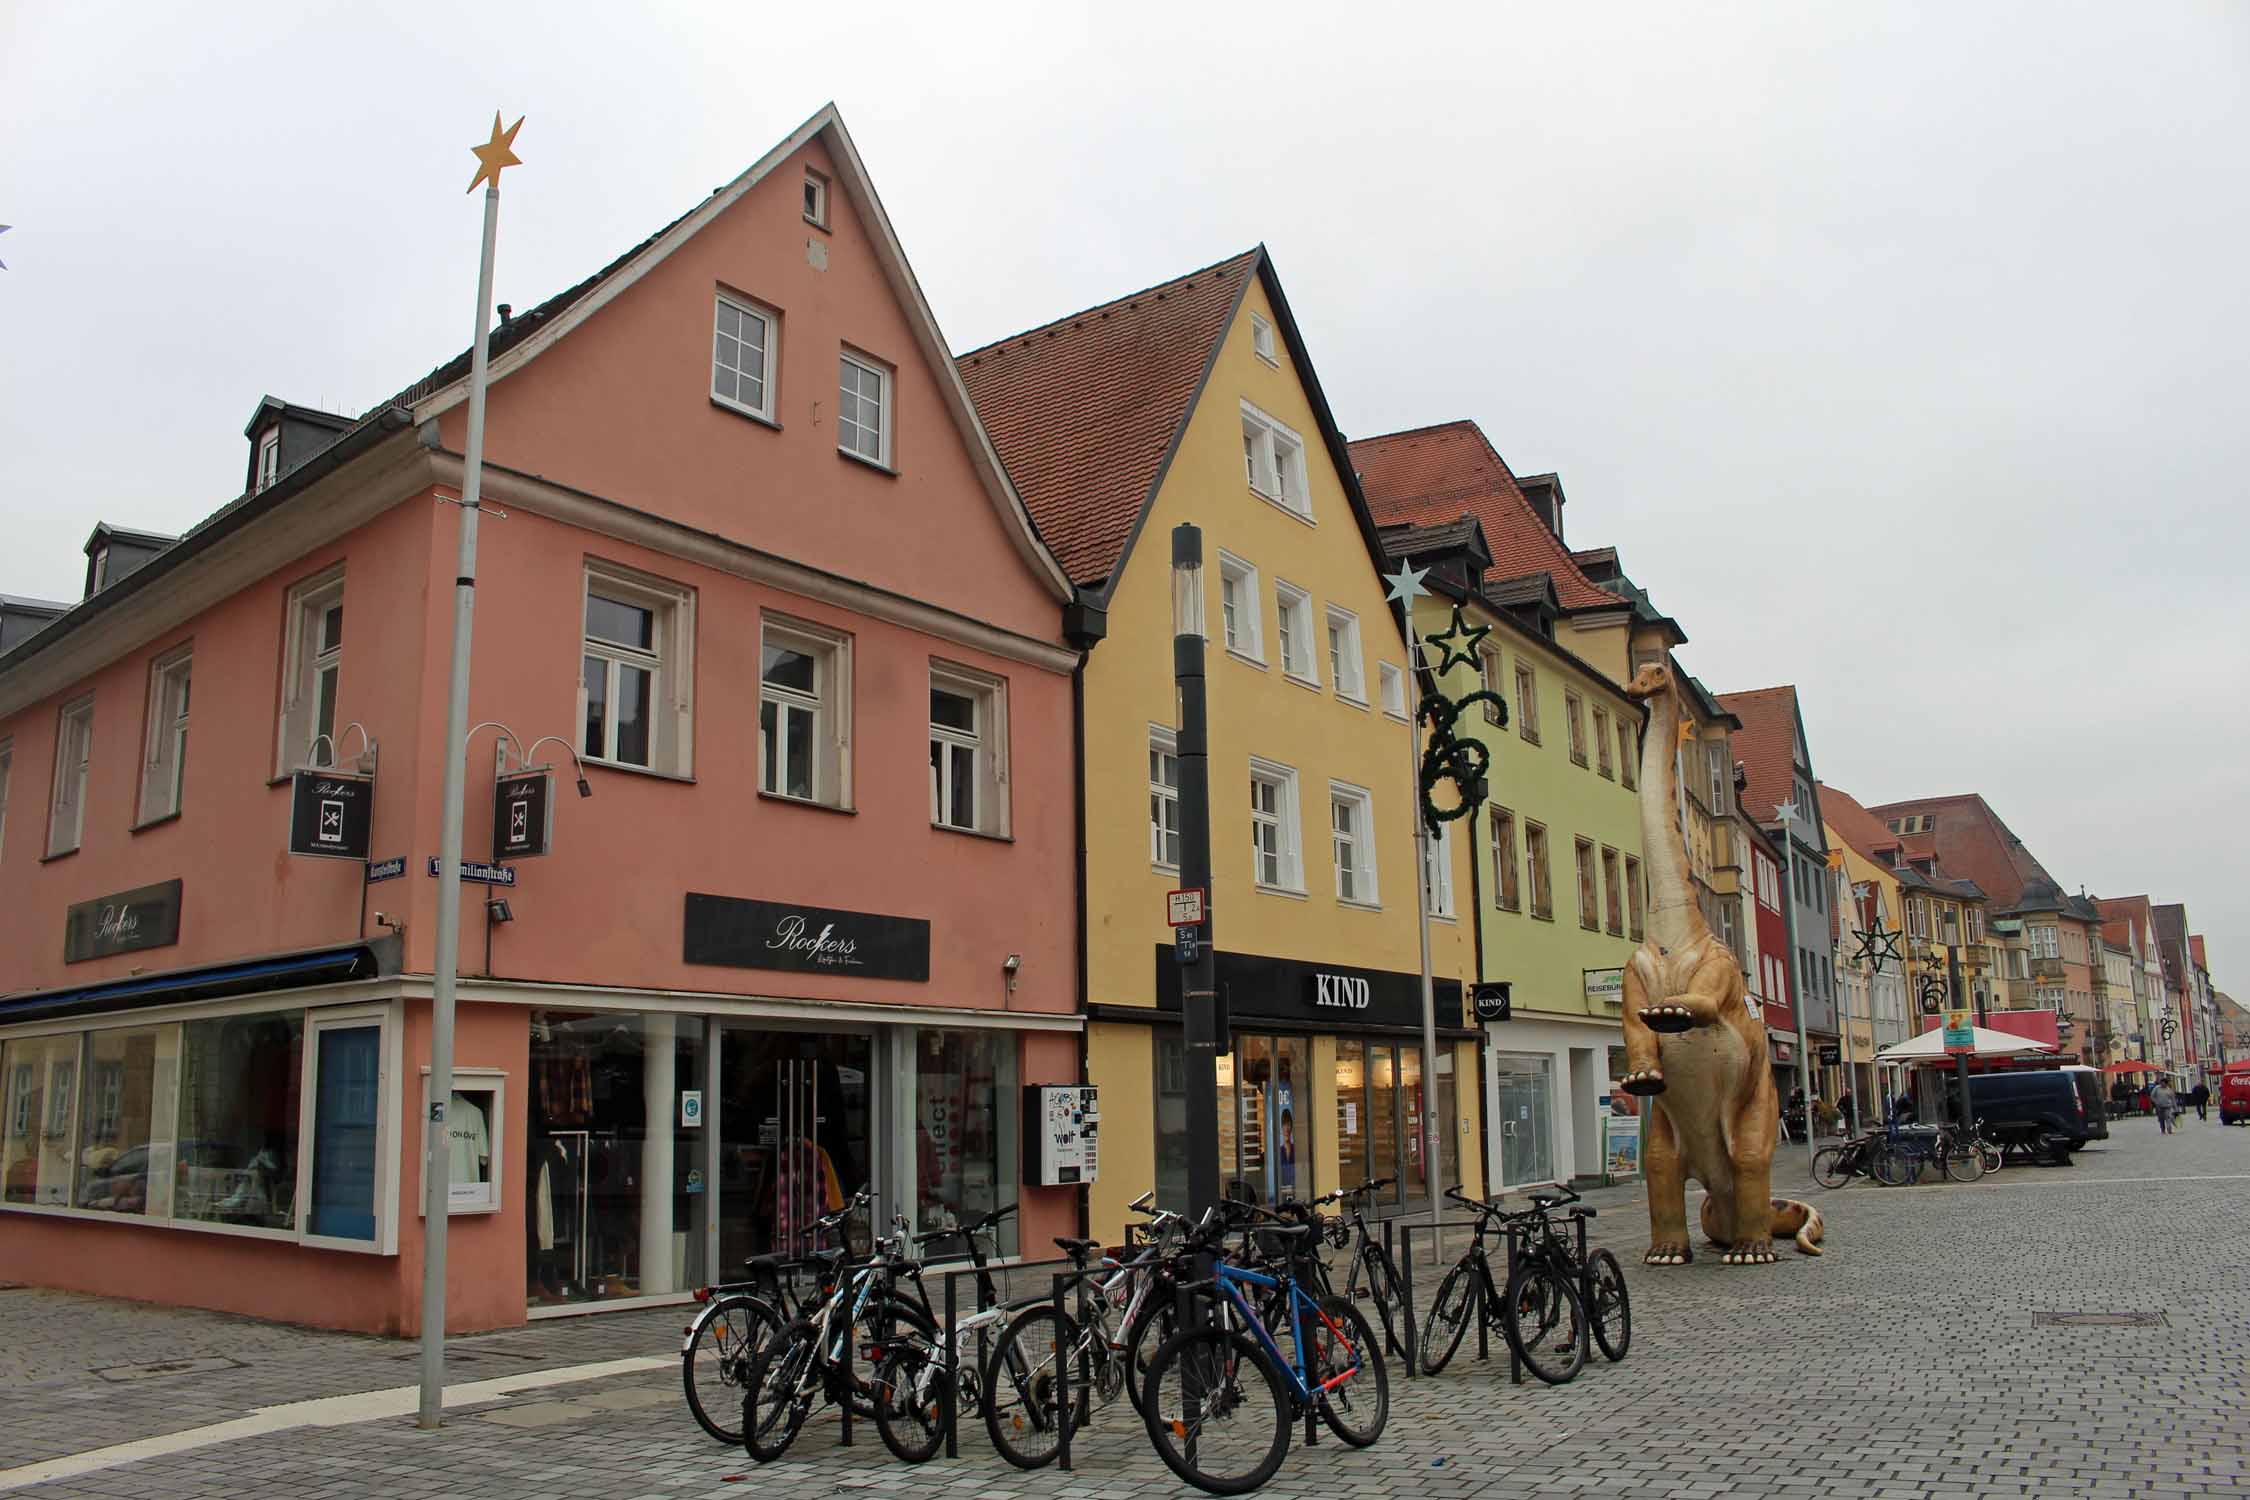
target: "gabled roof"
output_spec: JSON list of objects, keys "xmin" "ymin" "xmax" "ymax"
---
[
  {"xmin": 958, "ymin": 250, "xmax": 1257, "ymax": 589},
  {"xmin": 1818, "ymin": 783, "xmax": 1904, "ymax": 866},
  {"xmin": 2096, "ymin": 896, "xmax": 2158, "ymax": 958},
  {"xmin": 1864, "ymin": 792, "xmax": 2055, "ymax": 907},
  {"xmin": 1716, "ymin": 685, "xmax": 1808, "ymax": 828},
  {"xmin": 1348, "ymin": 422, "xmax": 1621, "ymax": 612}
]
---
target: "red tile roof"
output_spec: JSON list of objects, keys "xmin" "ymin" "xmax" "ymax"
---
[
  {"xmin": 1715, "ymin": 686, "xmax": 1802, "ymax": 829},
  {"xmin": 1347, "ymin": 422, "xmax": 1619, "ymax": 610},
  {"xmin": 957, "ymin": 250, "xmax": 1260, "ymax": 587},
  {"xmin": 1817, "ymin": 782, "xmax": 1902, "ymax": 864},
  {"xmin": 2191, "ymin": 935, "xmax": 2209, "ymax": 969},
  {"xmin": 1864, "ymin": 793, "xmax": 2055, "ymax": 907},
  {"xmin": 2096, "ymin": 895, "xmax": 2156, "ymax": 956}
]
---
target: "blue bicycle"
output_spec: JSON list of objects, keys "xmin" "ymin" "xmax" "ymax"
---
[{"xmin": 1140, "ymin": 1202, "xmax": 1389, "ymax": 1495}]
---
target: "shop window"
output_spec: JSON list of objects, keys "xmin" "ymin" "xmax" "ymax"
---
[
  {"xmin": 582, "ymin": 563, "xmax": 694, "ymax": 776},
  {"xmin": 48, "ymin": 696, "xmax": 93, "ymax": 855},
  {"xmin": 1329, "ymin": 781, "xmax": 1377, "ymax": 906},
  {"xmin": 277, "ymin": 566, "xmax": 344, "ymax": 773},
  {"xmin": 419, "ymin": 1071, "xmax": 503, "ymax": 1217},
  {"xmin": 2, "ymin": 1034, "xmax": 82, "ymax": 1206},
  {"xmin": 909, "ymin": 1029, "xmax": 1018, "ymax": 1256},
  {"xmin": 174, "ymin": 1011, "xmax": 304, "ymax": 1230},
  {"xmin": 1153, "ymin": 1036, "xmax": 1190, "ymax": 1212},
  {"xmin": 74, "ymin": 1026, "xmax": 176, "ymax": 1217},
  {"xmin": 139, "ymin": 645, "xmax": 192, "ymax": 824},
  {"xmin": 1221, "ymin": 1036, "xmax": 1310, "ymax": 1206},
  {"xmin": 760, "ymin": 615, "xmax": 850, "ymax": 806},
  {"xmin": 930, "ymin": 662, "xmax": 1008, "ymax": 836},
  {"xmin": 307, "ymin": 1017, "xmax": 383, "ymax": 1243},
  {"xmin": 1490, "ymin": 805, "xmax": 1520, "ymax": 911},
  {"xmin": 1576, "ymin": 837, "xmax": 1599, "ymax": 931}
]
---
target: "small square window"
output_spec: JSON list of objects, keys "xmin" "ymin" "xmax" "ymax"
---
[
  {"xmin": 1274, "ymin": 583, "xmax": 1317, "ymax": 683},
  {"xmin": 1250, "ymin": 313, "xmax": 1278, "ymax": 365},
  {"xmin": 759, "ymin": 617, "xmax": 850, "ymax": 807},
  {"xmin": 1218, "ymin": 552, "xmax": 1264, "ymax": 662},
  {"xmin": 581, "ymin": 565, "xmax": 695, "ymax": 777},
  {"xmin": 802, "ymin": 171, "xmax": 829, "ymax": 228},
  {"xmin": 1378, "ymin": 662, "xmax": 1406, "ymax": 718},
  {"xmin": 930, "ymin": 663, "xmax": 1008, "ymax": 836},
  {"xmin": 1325, "ymin": 607, "xmax": 1365, "ymax": 702},
  {"xmin": 839, "ymin": 350, "xmax": 892, "ymax": 467},
  {"xmin": 713, "ymin": 293, "xmax": 778, "ymax": 423}
]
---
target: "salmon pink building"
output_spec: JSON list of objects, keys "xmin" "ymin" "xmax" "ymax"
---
[{"xmin": 0, "ymin": 108, "xmax": 1094, "ymax": 1333}]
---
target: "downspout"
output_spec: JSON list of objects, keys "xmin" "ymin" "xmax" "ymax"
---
[{"xmin": 1063, "ymin": 590, "xmax": 1106, "ymax": 1241}]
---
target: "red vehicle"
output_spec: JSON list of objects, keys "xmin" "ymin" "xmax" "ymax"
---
[{"xmin": 2219, "ymin": 1065, "xmax": 2250, "ymax": 1127}]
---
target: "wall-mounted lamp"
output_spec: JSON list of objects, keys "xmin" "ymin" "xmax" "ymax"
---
[
  {"xmin": 1003, "ymin": 953, "xmax": 1022, "ymax": 993},
  {"xmin": 486, "ymin": 898, "xmax": 514, "ymax": 925}
]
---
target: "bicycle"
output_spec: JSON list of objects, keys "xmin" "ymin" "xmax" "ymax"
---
[
  {"xmin": 681, "ymin": 1188, "xmax": 864, "ymax": 1443},
  {"xmin": 1811, "ymin": 1133, "xmax": 1881, "ymax": 1190},
  {"xmin": 1310, "ymin": 1179, "xmax": 1418, "ymax": 1369},
  {"xmin": 865, "ymin": 1202, "xmax": 1022, "ymax": 1463},
  {"xmin": 1874, "ymin": 1121, "xmax": 1983, "ymax": 1185},
  {"xmin": 1139, "ymin": 1202, "xmax": 1389, "ymax": 1496},
  {"xmin": 1422, "ymin": 1186, "xmax": 1611, "ymax": 1380},
  {"xmin": 981, "ymin": 1196, "xmax": 1189, "ymax": 1470}
]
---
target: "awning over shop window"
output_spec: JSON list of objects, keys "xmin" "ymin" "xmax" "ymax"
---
[{"xmin": 0, "ymin": 940, "xmax": 393, "ymax": 1027}]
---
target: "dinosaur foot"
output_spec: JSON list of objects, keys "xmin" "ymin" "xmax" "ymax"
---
[
  {"xmin": 1618, "ymin": 1069, "xmax": 1666, "ymax": 1096},
  {"xmin": 1720, "ymin": 1239, "xmax": 1778, "ymax": 1266},
  {"xmin": 1640, "ymin": 1004, "xmax": 1698, "ymax": 1033},
  {"xmin": 1644, "ymin": 1241, "xmax": 1693, "ymax": 1267}
]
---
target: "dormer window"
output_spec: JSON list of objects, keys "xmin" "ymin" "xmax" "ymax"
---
[
  {"xmin": 803, "ymin": 171, "xmax": 829, "ymax": 229},
  {"xmin": 90, "ymin": 547, "xmax": 110, "ymax": 592},
  {"xmin": 256, "ymin": 430, "xmax": 281, "ymax": 492}
]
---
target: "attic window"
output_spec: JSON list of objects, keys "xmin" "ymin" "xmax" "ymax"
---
[
  {"xmin": 256, "ymin": 429, "xmax": 281, "ymax": 493},
  {"xmin": 803, "ymin": 171, "xmax": 829, "ymax": 229},
  {"xmin": 1250, "ymin": 313, "xmax": 1278, "ymax": 365}
]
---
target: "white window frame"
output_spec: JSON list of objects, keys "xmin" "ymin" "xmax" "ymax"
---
[
  {"xmin": 1329, "ymin": 780, "xmax": 1378, "ymax": 907},
  {"xmin": 1421, "ymin": 817, "xmax": 1454, "ymax": 919},
  {"xmin": 1248, "ymin": 756, "xmax": 1303, "ymax": 894},
  {"xmin": 1149, "ymin": 726, "xmax": 1181, "ymax": 871},
  {"xmin": 48, "ymin": 695, "xmax": 93, "ymax": 856},
  {"xmin": 1565, "ymin": 690, "xmax": 1588, "ymax": 766},
  {"xmin": 579, "ymin": 563, "xmax": 695, "ymax": 778},
  {"xmin": 138, "ymin": 644, "xmax": 192, "ymax": 825},
  {"xmin": 256, "ymin": 430, "xmax": 281, "ymax": 493},
  {"xmin": 277, "ymin": 566, "xmax": 345, "ymax": 774},
  {"xmin": 295, "ymin": 1003, "xmax": 402, "ymax": 1254},
  {"xmin": 1239, "ymin": 400, "xmax": 1312, "ymax": 519},
  {"xmin": 711, "ymin": 291, "xmax": 778, "ymax": 424},
  {"xmin": 1593, "ymin": 704, "xmax": 1613, "ymax": 778},
  {"xmin": 1250, "ymin": 312, "xmax": 1278, "ymax": 365},
  {"xmin": 416, "ymin": 1066, "xmax": 506, "ymax": 1218},
  {"xmin": 1274, "ymin": 581, "xmax": 1317, "ymax": 684},
  {"xmin": 802, "ymin": 170, "xmax": 829, "ymax": 228},
  {"xmin": 1514, "ymin": 660, "xmax": 1540, "ymax": 742},
  {"xmin": 758, "ymin": 614, "xmax": 852, "ymax": 809},
  {"xmin": 1619, "ymin": 720, "xmax": 1638, "ymax": 789},
  {"xmin": 1378, "ymin": 662, "xmax": 1406, "ymax": 719},
  {"xmin": 0, "ymin": 737, "xmax": 12, "ymax": 865},
  {"xmin": 1325, "ymin": 606, "xmax": 1365, "ymax": 703},
  {"xmin": 1217, "ymin": 551, "xmax": 1264, "ymax": 663},
  {"xmin": 1576, "ymin": 836, "xmax": 1599, "ymax": 931},
  {"xmin": 838, "ymin": 348, "xmax": 893, "ymax": 467},
  {"xmin": 1490, "ymin": 805, "xmax": 1520, "ymax": 912},
  {"xmin": 929, "ymin": 660, "xmax": 1009, "ymax": 837}
]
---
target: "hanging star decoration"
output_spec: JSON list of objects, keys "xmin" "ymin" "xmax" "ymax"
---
[
  {"xmin": 1382, "ymin": 561, "xmax": 1431, "ymax": 609},
  {"xmin": 1852, "ymin": 913, "xmax": 1903, "ymax": 973},
  {"xmin": 1421, "ymin": 603, "xmax": 1491, "ymax": 677},
  {"xmin": 0, "ymin": 224, "xmax": 10, "ymax": 270},
  {"xmin": 467, "ymin": 113, "xmax": 525, "ymax": 194}
]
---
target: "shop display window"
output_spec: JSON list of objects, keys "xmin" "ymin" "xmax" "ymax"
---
[
  {"xmin": 175, "ymin": 1012, "xmax": 304, "ymax": 1230},
  {"xmin": 74, "ymin": 1026, "xmax": 177, "ymax": 1217},
  {"xmin": 2, "ymin": 1034, "xmax": 83, "ymax": 1207},
  {"xmin": 908, "ymin": 1028, "xmax": 1017, "ymax": 1256}
]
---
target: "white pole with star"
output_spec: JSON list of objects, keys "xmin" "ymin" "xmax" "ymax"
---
[
  {"xmin": 1773, "ymin": 801, "xmax": 1818, "ymax": 1174},
  {"xmin": 1385, "ymin": 562, "xmax": 1447, "ymax": 1254},
  {"xmin": 419, "ymin": 111, "xmax": 523, "ymax": 1430}
]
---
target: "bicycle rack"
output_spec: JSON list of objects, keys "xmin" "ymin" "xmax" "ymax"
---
[
  {"xmin": 932, "ymin": 1251, "xmax": 1077, "ymax": 1461},
  {"xmin": 1397, "ymin": 1208, "xmax": 1525, "ymax": 1385}
]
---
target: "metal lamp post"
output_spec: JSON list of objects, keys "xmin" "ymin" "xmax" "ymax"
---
[
  {"xmin": 1771, "ymin": 804, "xmax": 1816, "ymax": 1171},
  {"xmin": 1171, "ymin": 525, "xmax": 1222, "ymax": 1229}
]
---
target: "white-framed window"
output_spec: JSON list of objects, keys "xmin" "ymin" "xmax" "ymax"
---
[
  {"xmin": 0, "ymin": 738, "xmax": 12, "ymax": 865},
  {"xmin": 580, "ymin": 564, "xmax": 694, "ymax": 776},
  {"xmin": 1378, "ymin": 662, "xmax": 1406, "ymax": 718},
  {"xmin": 1325, "ymin": 607, "xmax": 1365, "ymax": 702},
  {"xmin": 1619, "ymin": 720, "xmax": 1638, "ymax": 789},
  {"xmin": 1707, "ymin": 744, "xmax": 1728, "ymax": 810},
  {"xmin": 1248, "ymin": 757, "xmax": 1302, "ymax": 892},
  {"xmin": 759, "ymin": 615, "xmax": 851, "ymax": 807},
  {"xmin": 1626, "ymin": 854, "xmax": 1645, "ymax": 940},
  {"xmin": 1576, "ymin": 837, "xmax": 1599, "ymax": 931},
  {"xmin": 48, "ymin": 696, "xmax": 93, "ymax": 855},
  {"xmin": 1149, "ymin": 727, "xmax": 1181, "ymax": 870},
  {"xmin": 838, "ymin": 349, "xmax": 892, "ymax": 466},
  {"xmin": 1490, "ymin": 805, "xmax": 1520, "ymax": 911},
  {"xmin": 712, "ymin": 292, "xmax": 778, "ymax": 423},
  {"xmin": 930, "ymin": 662, "xmax": 1008, "ymax": 836},
  {"xmin": 256, "ymin": 430, "xmax": 281, "ymax": 492},
  {"xmin": 1514, "ymin": 660, "xmax": 1539, "ymax": 742},
  {"xmin": 1565, "ymin": 690, "xmax": 1588, "ymax": 766},
  {"xmin": 1218, "ymin": 552, "xmax": 1264, "ymax": 661},
  {"xmin": 138, "ymin": 645, "xmax": 192, "ymax": 824},
  {"xmin": 1603, "ymin": 846, "xmax": 1623, "ymax": 935},
  {"xmin": 802, "ymin": 170, "xmax": 829, "ymax": 228},
  {"xmin": 1239, "ymin": 400, "xmax": 1311, "ymax": 517},
  {"xmin": 1420, "ymin": 817, "xmax": 1454, "ymax": 917},
  {"xmin": 1274, "ymin": 582, "xmax": 1317, "ymax": 682},
  {"xmin": 1329, "ymin": 781, "xmax": 1378, "ymax": 906},
  {"xmin": 278, "ymin": 567, "xmax": 345, "ymax": 772},
  {"xmin": 1250, "ymin": 312, "xmax": 1278, "ymax": 365},
  {"xmin": 1593, "ymin": 705, "xmax": 1613, "ymax": 778},
  {"xmin": 1526, "ymin": 820, "xmax": 1553, "ymax": 919}
]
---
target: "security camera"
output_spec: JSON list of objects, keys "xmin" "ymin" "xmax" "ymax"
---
[{"xmin": 1003, "ymin": 954, "xmax": 1022, "ymax": 973}]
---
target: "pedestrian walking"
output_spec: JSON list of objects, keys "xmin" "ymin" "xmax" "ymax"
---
[
  {"xmin": 2151, "ymin": 1080, "xmax": 2178, "ymax": 1135},
  {"xmin": 1837, "ymin": 1089, "xmax": 1857, "ymax": 1135},
  {"xmin": 2189, "ymin": 1082, "xmax": 2210, "ymax": 1123}
]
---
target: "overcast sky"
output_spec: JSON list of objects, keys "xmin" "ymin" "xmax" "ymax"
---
[{"xmin": 4, "ymin": 4, "xmax": 2244, "ymax": 984}]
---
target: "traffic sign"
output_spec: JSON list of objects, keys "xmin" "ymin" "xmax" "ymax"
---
[
  {"xmin": 428, "ymin": 856, "xmax": 517, "ymax": 887},
  {"xmin": 366, "ymin": 856, "xmax": 407, "ymax": 884},
  {"xmin": 1167, "ymin": 888, "xmax": 1206, "ymax": 927}
]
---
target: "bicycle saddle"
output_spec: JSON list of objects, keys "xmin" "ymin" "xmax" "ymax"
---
[
  {"xmin": 1528, "ymin": 1190, "xmax": 1565, "ymax": 1205},
  {"xmin": 1053, "ymin": 1235, "xmax": 1104, "ymax": 1261},
  {"xmin": 742, "ymin": 1254, "xmax": 784, "ymax": 1276},
  {"xmin": 809, "ymin": 1247, "xmax": 851, "ymax": 1268}
]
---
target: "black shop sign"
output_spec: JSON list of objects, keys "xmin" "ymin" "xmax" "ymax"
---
[
  {"xmin": 493, "ymin": 769, "xmax": 552, "ymax": 860},
  {"xmin": 1154, "ymin": 947, "xmax": 1461, "ymax": 1032},
  {"xmin": 288, "ymin": 770, "xmax": 373, "ymax": 860},
  {"xmin": 684, "ymin": 893, "xmax": 931, "ymax": 982},
  {"xmin": 64, "ymin": 879, "xmax": 183, "ymax": 964}
]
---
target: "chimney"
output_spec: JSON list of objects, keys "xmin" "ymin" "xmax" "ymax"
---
[{"xmin": 498, "ymin": 303, "xmax": 513, "ymax": 327}]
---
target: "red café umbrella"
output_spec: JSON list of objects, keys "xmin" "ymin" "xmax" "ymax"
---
[{"xmin": 2103, "ymin": 1062, "xmax": 2163, "ymax": 1075}]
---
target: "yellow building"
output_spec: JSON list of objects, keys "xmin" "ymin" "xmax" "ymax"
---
[{"xmin": 962, "ymin": 252, "xmax": 1479, "ymax": 1239}]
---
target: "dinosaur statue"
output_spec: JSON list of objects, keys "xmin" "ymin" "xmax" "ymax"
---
[{"xmin": 1617, "ymin": 661, "xmax": 1824, "ymax": 1265}]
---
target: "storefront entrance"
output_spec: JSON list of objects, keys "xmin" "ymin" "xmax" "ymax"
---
[
  {"xmin": 1492, "ymin": 1053, "xmax": 1555, "ymax": 1190},
  {"xmin": 1335, "ymin": 1037, "xmax": 1459, "ymax": 1214},
  {"xmin": 1215, "ymin": 1035, "xmax": 1311, "ymax": 1207},
  {"xmin": 718, "ymin": 1028, "xmax": 873, "ymax": 1266}
]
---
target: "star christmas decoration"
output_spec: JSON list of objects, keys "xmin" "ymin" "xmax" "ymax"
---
[
  {"xmin": 467, "ymin": 113, "xmax": 525, "ymax": 194},
  {"xmin": 1852, "ymin": 914, "xmax": 1903, "ymax": 973},
  {"xmin": 1382, "ymin": 561, "xmax": 1431, "ymax": 609},
  {"xmin": 1421, "ymin": 603, "xmax": 1491, "ymax": 677}
]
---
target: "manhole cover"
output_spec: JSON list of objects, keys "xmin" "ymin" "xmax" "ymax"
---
[
  {"xmin": 390, "ymin": 1347, "xmax": 535, "ymax": 1363},
  {"xmin": 0, "ymin": 1282, "xmax": 28, "ymax": 1292},
  {"xmin": 95, "ymin": 1356, "xmax": 245, "ymax": 1382},
  {"xmin": 2032, "ymin": 1311, "xmax": 2166, "ymax": 1328}
]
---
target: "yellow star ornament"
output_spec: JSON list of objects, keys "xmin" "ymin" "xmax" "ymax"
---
[{"xmin": 467, "ymin": 112, "xmax": 525, "ymax": 194}]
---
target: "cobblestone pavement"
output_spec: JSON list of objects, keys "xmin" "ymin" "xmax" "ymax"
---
[{"xmin": 2, "ymin": 1115, "xmax": 2243, "ymax": 1498}]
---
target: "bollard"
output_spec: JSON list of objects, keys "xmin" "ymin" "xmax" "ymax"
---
[
  {"xmin": 1052, "ymin": 1274, "xmax": 1072, "ymax": 1473},
  {"xmin": 942, "ymin": 1270, "xmax": 960, "ymax": 1459}
]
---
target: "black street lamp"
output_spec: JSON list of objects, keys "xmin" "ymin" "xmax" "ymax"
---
[{"xmin": 1171, "ymin": 525, "xmax": 1222, "ymax": 1226}]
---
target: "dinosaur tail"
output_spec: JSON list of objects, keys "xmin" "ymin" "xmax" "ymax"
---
[{"xmin": 1773, "ymin": 1198, "xmax": 1825, "ymax": 1256}]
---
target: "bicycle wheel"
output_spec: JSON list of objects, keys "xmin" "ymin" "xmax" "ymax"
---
[
  {"xmin": 1419, "ymin": 1262, "xmax": 1475, "ymax": 1375},
  {"xmin": 872, "ymin": 1341, "xmax": 947, "ymax": 1464},
  {"xmin": 1584, "ymin": 1250, "xmax": 1632, "ymax": 1363},
  {"xmin": 1362, "ymin": 1250, "xmax": 1419, "ymax": 1374},
  {"xmin": 741, "ymin": 1328, "xmax": 817, "ymax": 1463},
  {"xmin": 1309, "ymin": 1296, "xmax": 1388, "ymax": 1447},
  {"xmin": 1811, "ymin": 1147, "xmax": 1851, "ymax": 1190},
  {"xmin": 982, "ymin": 1305, "xmax": 1082, "ymax": 1471},
  {"xmin": 1871, "ymin": 1145, "xmax": 1919, "ymax": 1187},
  {"xmin": 1943, "ymin": 1143, "xmax": 1985, "ymax": 1184},
  {"xmin": 682, "ymin": 1293, "xmax": 782, "ymax": 1444},
  {"xmin": 1142, "ymin": 1326, "xmax": 1291, "ymax": 1497},
  {"xmin": 1123, "ymin": 1294, "xmax": 1178, "ymax": 1417},
  {"xmin": 1499, "ymin": 1261, "xmax": 1587, "ymax": 1385},
  {"xmin": 1979, "ymin": 1140, "xmax": 2004, "ymax": 1173}
]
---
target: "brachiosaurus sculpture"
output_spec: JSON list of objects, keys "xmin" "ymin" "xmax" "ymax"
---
[{"xmin": 1618, "ymin": 662, "xmax": 1824, "ymax": 1265}]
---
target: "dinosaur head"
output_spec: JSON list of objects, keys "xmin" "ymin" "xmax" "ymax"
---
[{"xmin": 1624, "ymin": 660, "xmax": 1673, "ymax": 702}]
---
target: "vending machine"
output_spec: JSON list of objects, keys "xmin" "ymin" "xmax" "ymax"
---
[{"xmin": 1024, "ymin": 1085, "xmax": 1100, "ymax": 1186}]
